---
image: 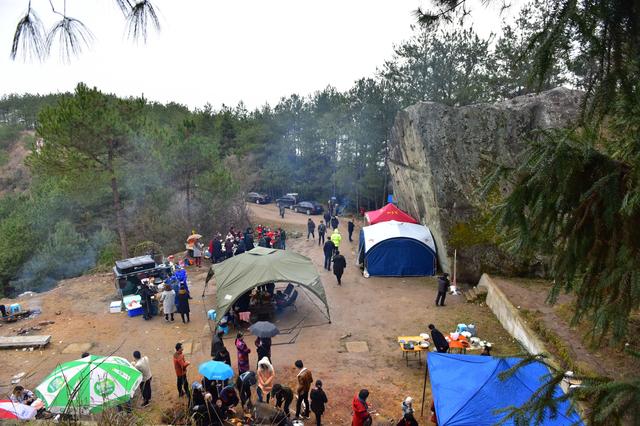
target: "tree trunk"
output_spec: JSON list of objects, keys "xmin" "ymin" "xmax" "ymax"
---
[
  {"xmin": 186, "ymin": 173, "xmax": 192, "ymax": 228},
  {"xmin": 108, "ymin": 142, "xmax": 128, "ymax": 258}
]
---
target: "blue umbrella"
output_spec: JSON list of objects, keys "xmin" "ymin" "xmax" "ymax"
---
[{"xmin": 198, "ymin": 361, "xmax": 234, "ymax": 381}]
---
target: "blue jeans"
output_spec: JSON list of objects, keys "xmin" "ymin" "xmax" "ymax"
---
[{"xmin": 256, "ymin": 387, "xmax": 270, "ymax": 403}]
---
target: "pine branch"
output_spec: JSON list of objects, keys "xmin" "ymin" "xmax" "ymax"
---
[{"xmin": 10, "ymin": 4, "xmax": 46, "ymax": 61}]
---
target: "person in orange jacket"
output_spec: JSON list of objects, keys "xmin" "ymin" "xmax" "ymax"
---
[{"xmin": 173, "ymin": 342, "xmax": 191, "ymax": 400}]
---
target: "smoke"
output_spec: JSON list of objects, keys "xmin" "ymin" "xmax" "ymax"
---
[{"xmin": 9, "ymin": 222, "xmax": 113, "ymax": 294}]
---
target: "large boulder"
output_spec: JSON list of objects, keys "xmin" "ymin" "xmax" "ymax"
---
[{"xmin": 388, "ymin": 88, "xmax": 582, "ymax": 282}]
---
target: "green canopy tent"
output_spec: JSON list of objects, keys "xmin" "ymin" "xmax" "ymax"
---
[{"xmin": 205, "ymin": 247, "xmax": 330, "ymax": 325}]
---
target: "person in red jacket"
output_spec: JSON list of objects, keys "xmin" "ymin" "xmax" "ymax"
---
[
  {"xmin": 173, "ymin": 342, "xmax": 191, "ymax": 400},
  {"xmin": 352, "ymin": 389, "xmax": 371, "ymax": 426}
]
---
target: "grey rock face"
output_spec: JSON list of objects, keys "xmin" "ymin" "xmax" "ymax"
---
[{"xmin": 388, "ymin": 88, "xmax": 582, "ymax": 282}]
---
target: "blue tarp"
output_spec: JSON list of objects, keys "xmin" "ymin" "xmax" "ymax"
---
[
  {"xmin": 428, "ymin": 353, "xmax": 583, "ymax": 425},
  {"xmin": 358, "ymin": 229, "xmax": 437, "ymax": 276}
]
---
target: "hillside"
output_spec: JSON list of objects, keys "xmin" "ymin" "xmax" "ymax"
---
[{"xmin": 0, "ymin": 130, "xmax": 31, "ymax": 196}]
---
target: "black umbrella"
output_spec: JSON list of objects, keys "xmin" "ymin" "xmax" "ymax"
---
[{"xmin": 249, "ymin": 321, "xmax": 280, "ymax": 338}]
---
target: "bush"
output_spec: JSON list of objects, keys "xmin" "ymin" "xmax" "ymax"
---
[{"xmin": 0, "ymin": 124, "xmax": 23, "ymax": 149}]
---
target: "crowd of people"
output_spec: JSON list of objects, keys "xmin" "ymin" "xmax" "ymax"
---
[
  {"xmin": 203, "ymin": 225, "xmax": 288, "ymax": 264},
  {"xmin": 132, "ymin": 260, "xmax": 192, "ymax": 323}
]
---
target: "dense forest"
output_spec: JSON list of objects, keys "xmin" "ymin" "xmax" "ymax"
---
[{"xmin": 0, "ymin": 0, "xmax": 566, "ymax": 296}]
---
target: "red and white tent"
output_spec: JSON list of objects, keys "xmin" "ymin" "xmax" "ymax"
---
[
  {"xmin": 364, "ymin": 203, "xmax": 418, "ymax": 225},
  {"xmin": 0, "ymin": 400, "xmax": 37, "ymax": 420}
]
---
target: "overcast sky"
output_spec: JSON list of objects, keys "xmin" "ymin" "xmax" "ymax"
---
[{"xmin": 0, "ymin": 0, "xmax": 521, "ymax": 110}]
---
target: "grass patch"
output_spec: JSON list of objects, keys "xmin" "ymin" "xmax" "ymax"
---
[{"xmin": 520, "ymin": 308, "xmax": 586, "ymax": 374}]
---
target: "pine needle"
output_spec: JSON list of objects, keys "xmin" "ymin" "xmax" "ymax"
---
[
  {"xmin": 10, "ymin": 7, "xmax": 46, "ymax": 61},
  {"xmin": 125, "ymin": 0, "xmax": 161, "ymax": 42}
]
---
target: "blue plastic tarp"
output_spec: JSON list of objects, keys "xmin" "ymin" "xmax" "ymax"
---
[{"xmin": 428, "ymin": 353, "xmax": 583, "ymax": 426}]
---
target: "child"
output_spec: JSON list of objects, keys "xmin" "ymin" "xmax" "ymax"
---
[{"xmin": 310, "ymin": 380, "xmax": 328, "ymax": 426}]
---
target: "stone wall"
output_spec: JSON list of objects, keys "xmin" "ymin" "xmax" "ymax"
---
[
  {"xmin": 478, "ymin": 273, "xmax": 547, "ymax": 356},
  {"xmin": 388, "ymin": 88, "xmax": 582, "ymax": 281}
]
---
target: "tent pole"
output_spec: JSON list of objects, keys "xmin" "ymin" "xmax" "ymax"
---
[
  {"xmin": 453, "ymin": 249, "xmax": 457, "ymax": 287},
  {"xmin": 420, "ymin": 352, "xmax": 429, "ymax": 417}
]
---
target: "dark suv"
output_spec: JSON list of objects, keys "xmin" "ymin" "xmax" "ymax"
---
[
  {"xmin": 291, "ymin": 201, "xmax": 324, "ymax": 215},
  {"xmin": 276, "ymin": 194, "xmax": 297, "ymax": 208},
  {"xmin": 246, "ymin": 192, "xmax": 272, "ymax": 204}
]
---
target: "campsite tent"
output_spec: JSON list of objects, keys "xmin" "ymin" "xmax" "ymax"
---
[
  {"xmin": 358, "ymin": 220, "xmax": 437, "ymax": 276},
  {"xmin": 427, "ymin": 353, "xmax": 584, "ymax": 425},
  {"xmin": 365, "ymin": 203, "xmax": 418, "ymax": 225},
  {"xmin": 205, "ymin": 247, "xmax": 330, "ymax": 324}
]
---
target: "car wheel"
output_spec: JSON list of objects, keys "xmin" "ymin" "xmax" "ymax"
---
[
  {"xmin": 306, "ymin": 209, "xmax": 311, "ymax": 215},
  {"xmin": 256, "ymin": 200, "xmax": 260, "ymax": 204},
  {"xmin": 295, "ymin": 207, "xmax": 299, "ymax": 213}
]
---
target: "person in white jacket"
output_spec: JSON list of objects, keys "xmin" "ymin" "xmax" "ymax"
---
[{"xmin": 133, "ymin": 350, "xmax": 152, "ymax": 406}]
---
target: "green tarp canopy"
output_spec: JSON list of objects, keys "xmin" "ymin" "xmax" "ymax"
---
[{"xmin": 205, "ymin": 247, "xmax": 330, "ymax": 324}]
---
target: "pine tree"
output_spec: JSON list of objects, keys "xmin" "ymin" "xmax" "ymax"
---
[{"xmin": 28, "ymin": 83, "xmax": 145, "ymax": 257}]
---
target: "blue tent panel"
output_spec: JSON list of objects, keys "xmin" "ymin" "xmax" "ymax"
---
[
  {"xmin": 365, "ymin": 238, "xmax": 436, "ymax": 276},
  {"xmin": 427, "ymin": 353, "xmax": 583, "ymax": 426}
]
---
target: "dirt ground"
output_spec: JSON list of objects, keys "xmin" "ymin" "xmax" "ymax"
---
[{"xmin": 0, "ymin": 203, "xmax": 521, "ymax": 424}]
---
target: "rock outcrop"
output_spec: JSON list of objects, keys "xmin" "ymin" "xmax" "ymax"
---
[{"xmin": 388, "ymin": 88, "xmax": 582, "ymax": 282}]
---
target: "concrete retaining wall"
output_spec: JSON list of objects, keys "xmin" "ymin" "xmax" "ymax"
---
[{"xmin": 478, "ymin": 273, "xmax": 547, "ymax": 355}]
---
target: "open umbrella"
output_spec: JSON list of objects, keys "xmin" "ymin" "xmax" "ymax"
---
[
  {"xmin": 35, "ymin": 355, "xmax": 142, "ymax": 414},
  {"xmin": 0, "ymin": 400, "xmax": 37, "ymax": 420},
  {"xmin": 187, "ymin": 234, "xmax": 202, "ymax": 242},
  {"xmin": 249, "ymin": 321, "xmax": 280, "ymax": 338},
  {"xmin": 198, "ymin": 361, "xmax": 234, "ymax": 381}
]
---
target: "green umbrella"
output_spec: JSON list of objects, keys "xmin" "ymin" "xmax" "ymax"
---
[{"xmin": 35, "ymin": 355, "xmax": 142, "ymax": 414}]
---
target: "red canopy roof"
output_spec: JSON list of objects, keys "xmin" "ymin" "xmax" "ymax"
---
[{"xmin": 364, "ymin": 203, "xmax": 418, "ymax": 225}]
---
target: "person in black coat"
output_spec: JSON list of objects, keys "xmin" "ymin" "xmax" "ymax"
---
[
  {"xmin": 310, "ymin": 380, "xmax": 328, "ymax": 426},
  {"xmin": 211, "ymin": 330, "xmax": 225, "ymax": 359},
  {"xmin": 219, "ymin": 383, "xmax": 239, "ymax": 413},
  {"xmin": 244, "ymin": 229, "xmax": 254, "ymax": 250},
  {"xmin": 307, "ymin": 218, "xmax": 316, "ymax": 240},
  {"xmin": 317, "ymin": 221, "xmax": 327, "ymax": 246},
  {"xmin": 347, "ymin": 218, "xmax": 355, "ymax": 242},
  {"xmin": 212, "ymin": 238, "xmax": 223, "ymax": 263},
  {"xmin": 435, "ymin": 273, "xmax": 450, "ymax": 307},
  {"xmin": 330, "ymin": 216, "xmax": 339, "ymax": 229},
  {"xmin": 177, "ymin": 284, "xmax": 191, "ymax": 323},
  {"xmin": 137, "ymin": 283, "xmax": 153, "ymax": 320},
  {"xmin": 191, "ymin": 382, "xmax": 207, "ymax": 425},
  {"xmin": 429, "ymin": 324, "xmax": 449, "ymax": 353},
  {"xmin": 214, "ymin": 348, "xmax": 232, "ymax": 367},
  {"xmin": 235, "ymin": 239, "xmax": 246, "ymax": 255},
  {"xmin": 332, "ymin": 250, "xmax": 347, "ymax": 285},
  {"xmin": 236, "ymin": 371, "xmax": 257, "ymax": 409},
  {"xmin": 323, "ymin": 211, "xmax": 331, "ymax": 225},
  {"xmin": 255, "ymin": 337, "xmax": 272, "ymax": 364},
  {"xmin": 271, "ymin": 383, "xmax": 294, "ymax": 418},
  {"xmin": 198, "ymin": 394, "xmax": 226, "ymax": 426},
  {"xmin": 323, "ymin": 240, "xmax": 335, "ymax": 271}
]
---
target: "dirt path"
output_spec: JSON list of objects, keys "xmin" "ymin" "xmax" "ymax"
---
[
  {"xmin": 0, "ymin": 204, "xmax": 521, "ymax": 424},
  {"xmin": 493, "ymin": 277, "xmax": 639, "ymax": 380}
]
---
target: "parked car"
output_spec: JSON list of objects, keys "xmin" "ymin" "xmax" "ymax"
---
[
  {"xmin": 292, "ymin": 201, "xmax": 324, "ymax": 215},
  {"xmin": 246, "ymin": 192, "xmax": 272, "ymax": 204},
  {"xmin": 276, "ymin": 194, "xmax": 298, "ymax": 208}
]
